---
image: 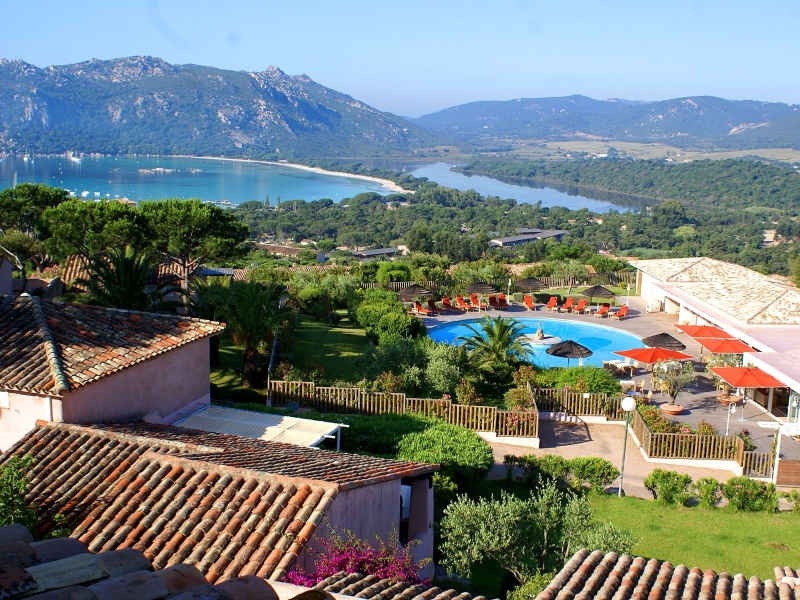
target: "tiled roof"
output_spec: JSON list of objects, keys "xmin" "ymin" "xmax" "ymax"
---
[
  {"xmin": 59, "ymin": 254, "xmax": 187, "ymax": 288},
  {"xmin": 316, "ymin": 571, "xmax": 488, "ymax": 600},
  {"xmin": 536, "ymin": 549, "xmax": 800, "ymax": 600},
  {"xmin": 91, "ymin": 421, "xmax": 438, "ymax": 489},
  {"xmin": 0, "ymin": 297, "xmax": 224, "ymax": 395},
  {"xmin": 636, "ymin": 257, "xmax": 800, "ymax": 326},
  {"xmin": 0, "ymin": 523, "xmax": 306, "ymax": 599},
  {"xmin": 1, "ymin": 423, "xmax": 338, "ymax": 583}
]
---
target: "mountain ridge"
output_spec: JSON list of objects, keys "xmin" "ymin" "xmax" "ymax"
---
[
  {"xmin": 0, "ymin": 56, "xmax": 445, "ymax": 158},
  {"xmin": 411, "ymin": 94, "xmax": 800, "ymax": 149}
]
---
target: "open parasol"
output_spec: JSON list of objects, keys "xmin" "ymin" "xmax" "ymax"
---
[
  {"xmin": 642, "ymin": 332, "xmax": 686, "ymax": 351},
  {"xmin": 546, "ymin": 340, "xmax": 593, "ymax": 366},
  {"xmin": 695, "ymin": 338, "xmax": 755, "ymax": 354},
  {"xmin": 581, "ymin": 285, "xmax": 616, "ymax": 311},
  {"xmin": 398, "ymin": 284, "xmax": 433, "ymax": 302},
  {"xmin": 675, "ymin": 324, "xmax": 734, "ymax": 339},
  {"xmin": 614, "ymin": 347, "xmax": 694, "ymax": 365},
  {"xmin": 515, "ymin": 277, "xmax": 547, "ymax": 292},
  {"xmin": 708, "ymin": 367, "xmax": 786, "ymax": 389},
  {"xmin": 465, "ymin": 281, "xmax": 498, "ymax": 295}
]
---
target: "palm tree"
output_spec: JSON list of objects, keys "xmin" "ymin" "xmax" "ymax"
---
[
  {"xmin": 456, "ymin": 316, "xmax": 532, "ymax": 385},
  {"xmin": 215, "ymin": 280, "xmax": 292, "ymax": 388},
  {"xmin": 80, "ymin": 246, "xmax": 180, "ymax": 312},
  {"xmin": 187, "ymin": 276, "xmax": 229, "ymax": 367}
]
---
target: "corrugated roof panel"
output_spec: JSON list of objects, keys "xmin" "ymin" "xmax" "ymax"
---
[{"xmin": 175, "ymin": 405, "xmax": 343, "ymax": 447}]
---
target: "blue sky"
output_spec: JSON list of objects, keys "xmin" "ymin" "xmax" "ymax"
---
[{"xmin": 2, "ymin": 0, "xmax": 798, "ymax": 116}]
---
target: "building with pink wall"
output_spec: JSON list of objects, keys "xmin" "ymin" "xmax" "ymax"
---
[{"xmin": 0, "ymin": 296, "xmax": 225, "ymax": 450}]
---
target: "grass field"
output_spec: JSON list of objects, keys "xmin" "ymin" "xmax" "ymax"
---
[
  {"xmin": 292, "ymin": 314, "xmax": 369, "ymax": 382},
  {"xmin": 590, "ymin": 495, "xmax": 800, "ymax": 580}
]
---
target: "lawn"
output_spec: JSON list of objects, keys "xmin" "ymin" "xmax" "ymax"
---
[
  {"xmin": 210, "ymin": 314, "xmax": 369, "ymax": 402},
  {"xmin": 590, "ymin": 494, "xmax": 800, "ymax": 580},
  {"xmin": 292, "ymin": 313, "xmax": 369, "ymax": 382}
]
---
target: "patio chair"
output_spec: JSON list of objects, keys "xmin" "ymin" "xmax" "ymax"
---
[
  {"xmin": 469, "ymin": 294, "xmax": 488, "ymax": 310},
  {"xmin": 546, "ymin": 296, "xmax": 559, "ymax": 311},
  {"xmin": 414, "ymin": 301, "xmax": 437, "ymax": 316},
  {"xmin": 498, "ymin": 293, "xmax": 511, "ymax": 308},
  {"xmin": 456, "ymin": 295, "xmax": 477, "ymax": 311},
  {"xmin": 610, "ymin": 305, "xmax": 629, "ymax": 320},
  {"xmin": 570, "ymin": 298, "xmax": 588, "ymax": 313},
  {"xmin": 593, "ymin": 303, "xmax": 611, "ymax": 318},
  {"xmin": 522, "ymin": 295, "xmax": 536, "ymax": 310},
  {"xmin": 488, "ymin": 294, "xmax": 500, "ymax": 310},
  {"xmin": 442, "ymin": 297, "xmax": 465, "ymax": 312},
  {"xmin": 560, "ymin": 297, "xmax": 575, "ymax": 312}
]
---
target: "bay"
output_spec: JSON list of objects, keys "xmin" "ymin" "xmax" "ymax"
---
[{"xmin": 0, "ymin": 155, "xmax": 396, "ymax": 203}]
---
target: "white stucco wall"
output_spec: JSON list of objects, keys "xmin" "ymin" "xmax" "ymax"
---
[{"xmin": 0, "ymin": 392, "xmax": 63, "ymax": 451}]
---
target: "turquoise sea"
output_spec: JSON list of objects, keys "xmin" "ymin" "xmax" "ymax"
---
[{"xmin": 0, "ymin": 155, "xmax": 631, "ymax": 211}]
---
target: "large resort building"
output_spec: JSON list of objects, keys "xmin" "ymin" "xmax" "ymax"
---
[{"xmin": 636, "ymin": 257, "xmax": 800, "ymax": 421}]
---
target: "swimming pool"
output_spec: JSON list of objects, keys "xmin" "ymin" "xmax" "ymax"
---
[{"xmin": 428, "ymin": 318, "xmax": 646, "ymax": 368}]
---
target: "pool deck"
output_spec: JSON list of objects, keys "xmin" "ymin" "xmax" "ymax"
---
[{"xmin": 419, "ymin": 295, "xmax": 799, "ymax": 458}]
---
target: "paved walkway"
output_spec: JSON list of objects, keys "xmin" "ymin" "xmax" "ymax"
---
[{"xmin": 488, "ymin": 420, "xmax": 736, "ymax": 499}]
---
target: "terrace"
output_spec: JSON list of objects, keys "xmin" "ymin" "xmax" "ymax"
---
[{"xmin": 418, "ymin": 293, "xmax": 800, "ymax": 461}]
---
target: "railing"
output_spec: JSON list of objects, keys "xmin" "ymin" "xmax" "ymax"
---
[
  {"xmin": 742, "ymin": 451, "xmax": 775, "ymax": 479},
  {"xmin": 631, "ymin": 406, "xmax": 746, "ymax": 464},
  {"xmin": 267, "ymin": 380, "xmax": 538, "ymax": 439},
  {"xmin": 533, "ymin": 388, "xmax": 619, "ymax": 418}
]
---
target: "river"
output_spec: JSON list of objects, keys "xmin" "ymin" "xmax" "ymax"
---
[{"xmin": 0, "ymin": 155, "xmax": 638, "ymax": 211}]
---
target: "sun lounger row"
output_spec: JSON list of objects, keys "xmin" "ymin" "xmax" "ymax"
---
[
  {"xmin": 521, "ymin": 296, "xmax": 629, "ymax": 319},
  {"xmin": 413, "ymin": 295, "xmax": 629, "ymax": 319}
]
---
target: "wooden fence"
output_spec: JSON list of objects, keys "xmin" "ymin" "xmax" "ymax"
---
[
  {"xmin": 532, "ymin": 388, "xmax": 623, "ymax": 420},
  {"xmin": 267, "ymin": 380, "xmax": 538, "ymax": 438},
  {"xmin": 742, "ymin": 451, "xmax": 775, "ymax": 479}
]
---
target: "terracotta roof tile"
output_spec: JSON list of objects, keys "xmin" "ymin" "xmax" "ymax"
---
[
  {"xmin": 313, "ymin": 572, "xmax": 489, "ymax": 600},
  {"xmin": 0, "ymin": 297, "xmax": 224, "ymax": 395},
  {"xmin": 537, "ymin": 551, "xmax": 800, "ymax": 600}
]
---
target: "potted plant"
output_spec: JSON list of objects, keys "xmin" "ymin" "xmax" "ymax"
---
[
  {"xmin": 654, "ymin": 359, "xmax": 697, "ymax": 414},
  {"xmin": 705, "ymin": 353, "xmax": 741, "ymax": 403}
]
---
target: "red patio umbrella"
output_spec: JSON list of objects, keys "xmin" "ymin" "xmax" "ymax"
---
[
  {"xmin": 613, "ymin": 347, "xmax": 694, "ymax": 365},
  {"xmin": 695, "ymin": 338, "xmax": 756, "ymax": 354},
  {"xmin": 675, "ymin": 324, "xmax": 735, "ymax": 339},
  {"xmin": 708, "ymin": 367, "xmax": 786, "ymax": 389}
]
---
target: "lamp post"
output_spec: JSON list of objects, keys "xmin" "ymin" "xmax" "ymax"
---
[
  {"xmin": 626, "ymin": 283, "xmax": 630, "ymax": 307},
  {"xmin": 618, "ymin": 396, "xmax": 637, "ymax": 497},
  {"xmin": 725, "ymin": 402, "xmax": 736, "ymax": 436}
]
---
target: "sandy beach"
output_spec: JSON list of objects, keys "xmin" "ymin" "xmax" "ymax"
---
[{"xmin": 193, "ymin": 156, "xmax": 409, "ymax": 194}]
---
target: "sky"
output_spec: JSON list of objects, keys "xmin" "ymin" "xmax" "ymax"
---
[{"xmin": 2, "ymin": 0, "xmax": 799, "ymax": 117}]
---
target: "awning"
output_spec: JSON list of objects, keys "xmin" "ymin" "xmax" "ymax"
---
[
  {"xmin": 708, "ymin": 366, "xmax": 787, "ymax": 389},
  {"xmin": 174, "ymin": 405, "xmax": 346, "ymax": 447},
  {"xmin": 695, "ymin": 338, "xmax": 756, "ymax": 354}
]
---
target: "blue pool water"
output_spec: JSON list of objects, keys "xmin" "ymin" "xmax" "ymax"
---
[{"xmin": 428, "ymin": 317, "xmax": 646, "ymax": 368}]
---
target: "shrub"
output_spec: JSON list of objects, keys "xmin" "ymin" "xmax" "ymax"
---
[
  {"xmin": 403, "ymin": 365, "xmax": 425, "ymax": 395},
  {"xmin": 507, "ymin": 572, "xmax": 556, "ymax": 600},
  {"xmin": 643, "ymin": 469, "xmax": 693, "ymax": 505},
  {"xmin": 638, "ymin": 406, "xmax": 677, "ymax": 433},
  {"xmin": 721, "ymin": 476, "xmax": 778, "ymax": 512},
  {"xmin": 284, "ymin": 526, "xmax": 425, "ymax": 587},
  {"xmin": 341, "ymin": 413, "xmax": 435, "ymax": 456},
  {"xmin": 693, "ymin": 477, "xmax": 721, "ymax": 508},
  {"xmin": 373, "ymin": 370, "xmax": 405, "ymax": 393},
  {"xmin": 569, "ymin": 457, "xmax": 619, "ymax": 493},
  {"xmin": 553, "ymin": 366, "xmax": 621, "ymax": 394},
  {"xmin": 397, "ymin": 422, "xmax": 494, "ymax": 489},
  {"xmin": 0, "ymin": 454, "xmax": 37, "ymax": 531},
  {"xmin": 504, "ymin": 385, "xmax": 532, "ymax": 410},
  {"xmin": 781, "ymin": 489, "xmax": 800, "ymax": 513},
  {"xmin": 736, "ymin": 430, "xmax": 756, "ymax": 451},
  {"xmin": 513, "ymin": 365, "xmax": 538, "ymax": 387},
  {"xmin": 537, "ymin": 455, "xmax": 570, "ymax": 484},
  {"xmin": 455, "ymin": 379, "xmax": 482, "ymax": 405},
  {"xmin": 424, "ymin": 342, "xmax": 463, "ymax": 396},
  {"xmin": 695, "ymin": 420, "xmax": 718, "ymax": 436}
]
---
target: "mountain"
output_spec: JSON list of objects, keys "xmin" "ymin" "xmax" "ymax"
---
[
  {"xmin": 0, "ymin": 56, "xmax": 444, "ymax": 158},
  {"xmin": 411, "ymin": 95, "xmax": 800, "ymax": 149}
]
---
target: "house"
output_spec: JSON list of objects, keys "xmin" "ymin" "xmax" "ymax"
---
[
  {"xmin": 537, "ymin": 548, "xmax": 799, "ymax": 600},
  {"xmin": 1, "ymin": 420, "xmax": 438, "ymax": 581},
  {"xmin": 0, "ymin": 297, "xmax": 225, "ymax": 450},
  {"xmin": 488, "ymin": 231, "xmax": 567, "ymax": 248},
  {"xmin": 351, "ymin": 247, "xmax": 400, "ymax": 260}
]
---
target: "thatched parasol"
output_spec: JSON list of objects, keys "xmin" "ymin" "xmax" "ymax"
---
[
  {"xmin": 515, "ymin": 277, "xmax": 547, "ymax": 292},
  {"xmin": 546, "ymin": 340, "xmax": 593, "ymax": 366},
  {"xmin": 465, "ymin": 281, "xmax": 498, "ymax": 295},
  {"xmin": 398, "ymin": 284, "xmax": 433, "ymax": 302},
  {"xmin": 642, "ymin": 332, "xmax": 686, "ymax": 351}
]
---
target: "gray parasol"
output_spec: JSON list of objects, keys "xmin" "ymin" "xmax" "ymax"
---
[
  {"xmin": 546, "ymin": 340, "xmax": 593, "ymax": 366},
  {"xmin": 515, "ymin": 277, "xmax": 547, "ymax": 292},
  {"xmin": 398, "ymin": 284, "xmax": 434, "ymax": 302},
  {"xmin": 465, "ymin": 281, "xmax": 498, "ymax": 295},
  {"xmin": 642, "ymin": 332, "xmax": 686, "ymax": 351}
]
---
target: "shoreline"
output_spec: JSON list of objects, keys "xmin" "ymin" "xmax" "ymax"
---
[{"xmin": 188, "ymin": 155, "xmax": 409, "ymax": 194}]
